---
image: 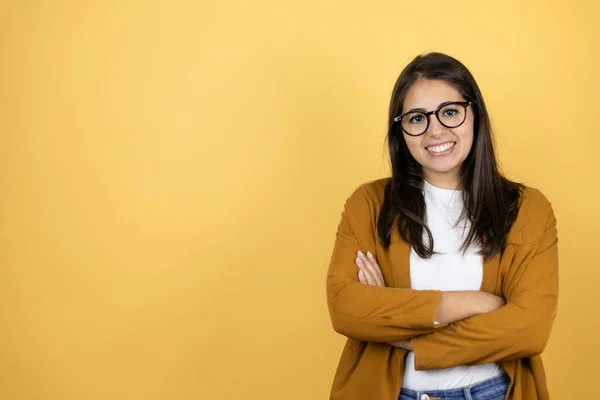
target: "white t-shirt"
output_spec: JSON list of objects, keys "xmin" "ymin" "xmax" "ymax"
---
[{"xmin": 402, "ymin": 179, "xmax": 504, "ymax": 391}]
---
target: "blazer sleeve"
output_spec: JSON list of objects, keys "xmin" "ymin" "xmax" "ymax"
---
[
  {"xmin": 411, "ymin": 202, "xmax": 559, "ymax": 369},
  {"xmin": 326, "ymin": 182, "xmax": 442, "ymax": 343}
]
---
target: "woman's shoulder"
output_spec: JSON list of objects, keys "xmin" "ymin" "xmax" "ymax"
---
[
  {"xmin": 509, "ymin": 184, "xmax": 555, "ymax": 245},
  {"xmin": 337, "ymin": 178, "xmax": 391, "ymax": 221},
  {"xmin": 345, "ymin": 177, "xmax": 391, "ymax": 205}
]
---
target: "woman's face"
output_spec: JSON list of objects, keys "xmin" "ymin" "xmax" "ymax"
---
[{"xmin": 401, "ymin": 79, "xmax": 474, "ymax": 188}]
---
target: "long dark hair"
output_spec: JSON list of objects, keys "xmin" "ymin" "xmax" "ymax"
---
[{"xmin": 378, "ymin": 52, "xmax": 523, "ymax": 260}]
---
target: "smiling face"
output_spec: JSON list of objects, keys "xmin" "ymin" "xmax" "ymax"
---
[{"xmin": 401, "ymin": 79, "xmax": 475, "ymax": 189}]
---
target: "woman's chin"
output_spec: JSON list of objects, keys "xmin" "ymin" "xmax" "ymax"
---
[{"xmin": 422, "ymin": 161, "xmax": 462, "ymax": 177}]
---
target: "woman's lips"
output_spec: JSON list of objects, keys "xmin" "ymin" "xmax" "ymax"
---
[{"xmin": 425, "ymin": 141, "xmax": 456, "ymax": 156}]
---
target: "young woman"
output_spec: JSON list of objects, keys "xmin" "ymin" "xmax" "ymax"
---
[{"xmin": 326, "ymin": 53, "xmax": 558, "ymax": 400}]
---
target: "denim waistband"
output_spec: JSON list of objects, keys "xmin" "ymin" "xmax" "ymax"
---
[{"xmin": 399, "ymin": 373, "xmax": 510, "ymax": 399}]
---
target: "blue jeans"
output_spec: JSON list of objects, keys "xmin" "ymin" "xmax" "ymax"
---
[{"xmin": 399, "ymin": 373, "xmax": 509, "ymax": 400}]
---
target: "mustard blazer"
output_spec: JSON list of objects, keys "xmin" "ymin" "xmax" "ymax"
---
[{"xmin": 326, "ymin": 178, "xmax": 558, "ymax": 400}]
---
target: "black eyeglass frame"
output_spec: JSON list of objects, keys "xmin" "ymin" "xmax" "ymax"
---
[{"xmin": 393, "ymin": 101, "xmax": 472, "ymax": 137}]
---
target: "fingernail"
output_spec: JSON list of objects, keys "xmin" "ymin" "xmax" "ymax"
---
[
  {"xmin": 357, "ymin": 250, "xmax": 364, "ymax": 257},
  {"xmin": 367, "ymin": 251, "xmax": 373, "ymax": 258},
  {"xmin": 356, "ymin": 257, "xmax": 362, "ymax": 264}
]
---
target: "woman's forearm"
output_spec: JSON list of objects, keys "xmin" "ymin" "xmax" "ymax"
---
[
  {"xmin": 434, "ymin": 291, "xmax": 505, "ymax": 324},
  {"xmin": 389, "ymin": 291, "xmax": 505, "ymax": 350}
]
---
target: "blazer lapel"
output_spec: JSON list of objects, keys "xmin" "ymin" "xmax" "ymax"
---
[{"xmin": 387, "ymin": 229, "xmax": 412, "ymax": 289}]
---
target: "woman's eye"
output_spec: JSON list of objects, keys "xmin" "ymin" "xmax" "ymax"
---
[
  {"xmin": 409, "ymin": 115, "xmax": 424, "ymax": 124},
  {"xmin": 443, "ymin": 108, "xmax": 458, "ymax": 116}
]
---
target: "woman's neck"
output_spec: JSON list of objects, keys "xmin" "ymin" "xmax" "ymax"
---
[{"xmin": 423, "ymin": 171, "xmax": 461, "ymax": 190}]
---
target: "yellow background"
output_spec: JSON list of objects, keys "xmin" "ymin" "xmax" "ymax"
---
[{"xmin": 0, "ymin": 1, "xmax": 597, "ymax": 399}]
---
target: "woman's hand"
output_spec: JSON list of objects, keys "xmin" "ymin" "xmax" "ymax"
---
[
  {"xmin": 355, "ymin": 250, "xmax": 413, "ymax": 349},
  {"xmin": 355, "ymin": 250, "xmax": 385, "ymax": 287}
]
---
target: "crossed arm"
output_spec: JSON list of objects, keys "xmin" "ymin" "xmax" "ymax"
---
[
  {"xmin": 326, "ymin": 185, "xmax": 558, "ymax": 370},
  {"xmin": 354, "ymin": 250, "xmax": 505, "ymax": 352}
]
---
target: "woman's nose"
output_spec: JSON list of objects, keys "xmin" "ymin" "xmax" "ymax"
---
[{"xmin": 427, "ymin": 114, "xmax": 445, "ymax": 137}]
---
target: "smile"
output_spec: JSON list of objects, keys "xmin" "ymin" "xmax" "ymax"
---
[{"xmin": 425, "ymin": 141, "xmax": 456, "ymax": 155}]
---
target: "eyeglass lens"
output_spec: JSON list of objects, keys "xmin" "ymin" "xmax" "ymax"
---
[{"xmin": 401, "ymin": 103, "xmax": 467, "ymax": 136}]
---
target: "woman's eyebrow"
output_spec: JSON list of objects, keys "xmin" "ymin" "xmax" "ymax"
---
[
  {"xmin": 405, "ymin": 107, "xmax": 428, "ymax": 113},
  {"xmin": 404, "ymin": 100, "xmax": 463, "ymax": 113}
]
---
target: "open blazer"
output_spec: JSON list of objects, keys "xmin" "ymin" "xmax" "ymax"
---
[{"xmin": 326, "ymin": 178, "xmax": 559, "ymax": 400}]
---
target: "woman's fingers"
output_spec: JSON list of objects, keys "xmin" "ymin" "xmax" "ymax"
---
[
  {"xmin": 358, "ymin": 270, "xmax": 368, "ymax": 284},
  {"xmin": 359, "ymin": 251, "xmax": 384, "ymax": 286},
  {"xmin": 355, "ymin": 257, "xmax": 377, "ymax": 285},
  {"xmin": 355, "ymin": 251, "xmax": 385, "ymax": 287},
  {"xmin": 355, "ymin": 255, "xmax": 373, "ymax": 284},
  {"xmin": 358, "ymin": 267, "xmax": 377, "ymax": 285},
  {"xmin": 365, "ymin": 251, "xmax": 385, "ymax": 284}
]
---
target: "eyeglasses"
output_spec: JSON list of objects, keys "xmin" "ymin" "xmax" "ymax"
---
[{"xmin": 393, "ymin": 101, "xmax": 471, "ymax": 136}]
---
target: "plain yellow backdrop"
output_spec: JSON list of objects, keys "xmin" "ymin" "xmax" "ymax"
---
[{"xmin": 0, "ymin": 1, "xmax": 598, "ymax": 399}]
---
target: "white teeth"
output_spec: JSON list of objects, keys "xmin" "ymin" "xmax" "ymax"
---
[{"xmin": 427, "ymin": 142, "xmax": 455, "ymax": 153}]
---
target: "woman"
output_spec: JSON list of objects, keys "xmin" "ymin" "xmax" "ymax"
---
[{"xmin": 326, "ymin": 52, "xmax": 558, "ymax": 400}]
